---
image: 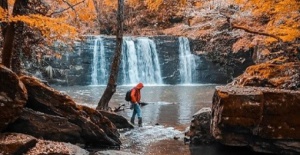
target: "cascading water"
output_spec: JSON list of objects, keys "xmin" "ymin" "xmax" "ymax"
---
[
  {"xmin": 178, "ymin": 37, "xmax": 196, "ymax": 84},
  {"xmin": 122, "ymin": 37, "xmax": 163, "ymax": 85},
  {"xmin": 91, "ymin": 36, "xmax": 163, "ymax": 85},
  {"xmin": 121, "ymin": 38, "xmax": 139, "ymax": 84},
  {"xmin": 91, "ymin": 37, "xmax": 107, "ymax": 85}
]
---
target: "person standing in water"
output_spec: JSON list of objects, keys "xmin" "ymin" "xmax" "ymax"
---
[{"xmin": 130, "ymin": 82, "xmax": 144, "ymax": 127}]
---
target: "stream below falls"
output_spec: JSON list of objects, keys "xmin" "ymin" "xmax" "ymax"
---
[{"xmin": 54, "ymin": 84, "xmax": 261, "ymax": 155}]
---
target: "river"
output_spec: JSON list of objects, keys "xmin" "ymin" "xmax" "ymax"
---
[{"xmin": 53, "ymin": 84, "xmax": 262, "ymax": 155}]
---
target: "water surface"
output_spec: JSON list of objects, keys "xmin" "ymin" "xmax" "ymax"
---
[
  {"xmin": 54, "ymin": 85, "xmax": 215, "ymax": 127},
  {"xmin": 54, "ymin": 84, "xmax": 261, "ymax": 155}
]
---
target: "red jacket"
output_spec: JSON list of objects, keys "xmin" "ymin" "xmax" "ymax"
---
[{"xmin": 131, "ymin": 83, "xmax": 144, "ymax": 103}]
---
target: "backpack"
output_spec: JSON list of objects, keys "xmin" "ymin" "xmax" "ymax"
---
[{"xmin": 125, "ymin": 89, "xmax": 132, "ymax": 101}]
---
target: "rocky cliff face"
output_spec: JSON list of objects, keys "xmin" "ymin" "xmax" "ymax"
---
[{"xmin": 37, "ymin": 35, "xmax": 253, "ymax": 86}]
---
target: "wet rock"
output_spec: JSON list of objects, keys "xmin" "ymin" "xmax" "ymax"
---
[
  {"xmin": 173, "ymin": 136, "xmax": 180, "ymax": 140},
  {"xmin": 17, "ymin": 75, "xmax": 121, "ymax": 147},
  {"xmin": 25, "ymin": 139, "xmax": 89, "ymax": 155},
  {"xmin": 92, "ymin": 150, "xmax": 137, "ymax": 155},
  {"xmin": 6, "ymin": 108, "xmax": 84, "ymax": 144},
  {"xmin": 211, "ymin": 85, "xmax": 300, "ymax": 154},
  {"xmin": 185, "ymin": 107, "xmax": 215, "ymax": 144},
  {"xmin": 99, "ymin": 110, "xmax": 134, "ymax": 129},
  {"xmin": 0, "ymin": 65, "xmax": 27, "ymax": 131},
  {"xmin": 0, "ymin": 133, "xmax": 37, "ymax": 155},
  {"xmin": 230, "ymin": 61, "xmax": 300, "ymax": 90}
]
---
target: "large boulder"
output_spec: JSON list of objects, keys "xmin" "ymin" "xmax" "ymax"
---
[
  {"xmin": 0, "ymin": 133, "xmax": 89, "ymax": 155},
  {"xmin": 99, "ymin": 110, "xmax": 134, "ymax": 129},
  {"xmin": 0, "ymin": 65, "xmax": 27, "ymax": 131},
  {"xmin": 7, "ymin": 75, "xmax": 121, "ymax": 147},
  {"xmin": 185, "ymin": 107, "xmax": 214, "ymax": 144},
  {"xmin": 25, "ymin": 139, "xmax": 89, "ymax": 155},
  {"xmin": 0, "ymin": 133, "xmax": 37, "ymax": 155},
  {"xmin": 6, "ymin": 108, "xmax": 84, "ymax": 144},
  {"xmin": 211, "ymin": 85, "xmax": 300, "ymax": 154}
]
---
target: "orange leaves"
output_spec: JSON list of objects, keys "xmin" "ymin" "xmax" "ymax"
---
[
  {"xmin": 103, "ymin": 0, "xmax": 118, "ymax": 8},
  {"xmin": 145, "ymin": 0, "xmax": 163, "ymax": 11},
  {"xmin": 234, "ymin": 0, "xmax": 300, "ymax": 43},
  {"xmin": 8, "ymin": 0, "xmax": 14, "ymax": 6},
  {"xmin": 0, "ymin": 7, "xmax": 8, "ymax": 21},
  {"xmin": 11, "ymin": 14, "xmax": 78, "ymax": 41},
  {"xmin": 179, "ymin": 0, "xmax": 187, "ymax": 6},
  {"xmin": 127, "ymin": 0, "xmax": 141, "ymax": 7}
]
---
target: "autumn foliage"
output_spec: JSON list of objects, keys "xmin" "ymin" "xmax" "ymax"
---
[{"xmin": 234, "ymin": 0, "xmax": 300, "ymax": 43}]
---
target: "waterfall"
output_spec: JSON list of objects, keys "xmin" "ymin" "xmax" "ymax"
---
[
  {"xmin": 90, "ymin": 36, "xmax": 197, "ymax": 85},
  {"xmin": 178, "ymin": 37, "xmax": 196, "ymax": 84},
  {"xmin": 91, "ymin": 37, "xmax": 106, "ymax": 85},
  {"xmin": 91, "ymin": 36, "xmax": 163, "ymax": 85},
  {"xmin": 122, "ymin": 37, "xmax": 163, "ymax": 85},
  {"xmin": 122, "ymin": 38, "xmax": 139, "ymax": 84}
]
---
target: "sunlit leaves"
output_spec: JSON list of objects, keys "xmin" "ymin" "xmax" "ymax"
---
[
  {"xmin": 11, "ymin": 14, "xmax": 78, "ymax": 41},
  {"xmin": 145, "ymin": 0, "xmax": 163, "ymax": 11},
  {"xmin": 0, "ymin": 7, "xmax": 8, "ymax": 21},
  {"xmin": 234, "ymin": 0, "xmax": 300, "ymax": 43},
  {"xmin": 103, "ymin": 0, "xmax": 187, "ymax": 10},
  {"xmin": 103, "ymin": 0, "xmax": 117, "ymax": 8}
]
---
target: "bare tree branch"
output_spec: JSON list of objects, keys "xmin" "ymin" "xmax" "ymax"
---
[
  {"xmin": 219, "ymin": 12, "xmax": 283, "ymax": 42},
  {"xmin": 48, "ymin": 0, "xmax": 85, "ymax": 16},
  {"xmin": 232, "ymin": 25, "xmax": 283, "ymax": 42}
]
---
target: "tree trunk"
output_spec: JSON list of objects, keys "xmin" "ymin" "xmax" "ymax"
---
[
  {"xmin": 91, "ymin": 0, "xmax": 102, "ymax": 34},
  {"xmin": 1, "ymin": 0, "xmax": 28, "ymax": 72},
  {"xmin": 96, "ymin": 0, "xmax": 124, "ymax": 110},
  {"xmin": 11, "ymin": 0, "xmax": 28, "ymax": 74},
  {"xmin": 0, "ymin": 0, "xmax": 8, "ymax": 37},
  {"xmin": 0, "ymin": 0, "xmax": 12, "ymax": 68},
  {"xmin": 11, "ymin": 22, "xmax": 25, "ymax": 74},
  {"xmin": 1, "ymin": 24, "xmax": 15, "ymax": 68}
]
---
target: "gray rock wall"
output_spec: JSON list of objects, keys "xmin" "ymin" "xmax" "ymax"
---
[{"xmin": 40, "ymin": 35, "xmax": 253, "ymax": 86}]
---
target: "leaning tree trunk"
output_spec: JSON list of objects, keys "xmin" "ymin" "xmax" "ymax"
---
[{"xmin": 97, "ymin": 0, "xmax": 124, "ymax": 110}]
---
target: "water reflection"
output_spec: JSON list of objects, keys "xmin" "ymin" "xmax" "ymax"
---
[
  {"xmin": 54, "ymin": 84, "xmax": 225, "ymax": 154},
  {"xmin": 54, "ymin": 84, "xmax": 216, "ymax": 126}
]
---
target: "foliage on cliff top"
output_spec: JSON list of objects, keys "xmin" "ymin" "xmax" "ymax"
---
[
  {"xmin": 234, "ymin": 0, "xmax": 300, "ymax": 43},
  {"xmin": 160, "ymin": 0, "xmax": 299, "ymax": 55},
  {"xmin": 230, "ymin": 60, "xmax": 300, "ymax": 90}
]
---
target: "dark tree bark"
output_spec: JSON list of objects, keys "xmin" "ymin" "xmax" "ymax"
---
[
  {"xmin": 0, "ymin": 0, "xmax": 8, "ymax": 37},
  {"xmin": 1, "ymin": 0, "xmax": 28, "ymax": 74},
  {"xmin": 11, "ymin": 0, "xmax": 29, "ymax": 74},
  {"xmin": 91, "ymin": 0, "xmax": 102, "ymax": 33},
  {"xmin": 97, "ymin": 0, "xmax": 124, "ymax": 110},
  {"xmin": 0, "ymin": 0, "xmax": 12, "ymax": 68},
  {"xmin": 1, "ymin": 24, "xmax": 15, "ymax": 68}
]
